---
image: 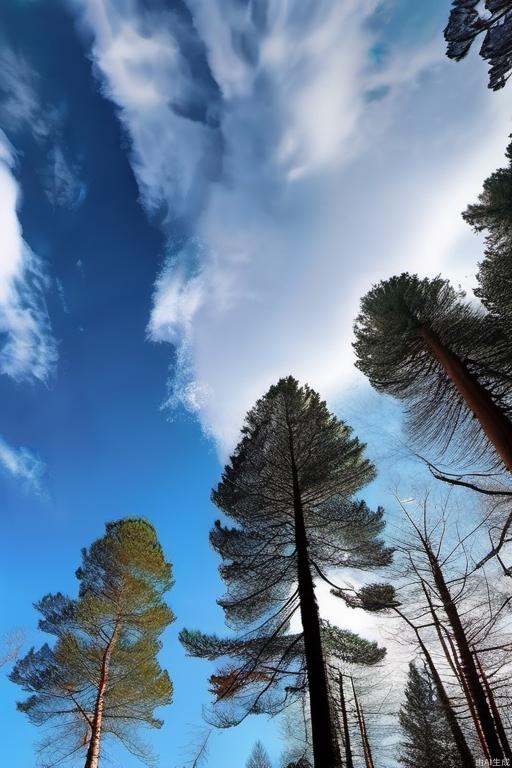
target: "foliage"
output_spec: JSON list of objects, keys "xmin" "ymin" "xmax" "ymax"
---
[
  {"xmin": 181, "ymin": 377, "xmax": 391, "ymax": 730},
  {"xmin": 353, "ymin": 272, "xmax": 512, "ymax": 463},
  {"xmin": 10, "ymin": 518, "xmax": 174, "ymax": 767},
  {"xmin": 463, "ymin": 138, "xmax": 512, "ymax": 331},
  {"xmin": 398, "ymin": 662, "xmax": 462, "ymax": 768},
  {"xmin": 246, "ymin": 740, "xmax": 273, "ymax": 768},
  {"xmin": 345, "ymin": 583, "xmax": 399, "ymax": 612},
  {"xmin": 445, "ymin": 1, "xmax": 512, "ymax": 90}
]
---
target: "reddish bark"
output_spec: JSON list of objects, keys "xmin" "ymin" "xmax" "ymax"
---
[
  {"xmin": 420, "ymin": 326, "xmax": 512, "ymax": 471},
  {"xmin": 84, "ymin": 621, "xmax": 121, "ymax": 768},
  {"xmin": 423, "ymin": 553, "xmax": 504, "ymax": 761}
]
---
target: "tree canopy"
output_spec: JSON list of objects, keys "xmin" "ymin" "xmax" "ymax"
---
[
  {"xmin": 10, "ymin": 518, "xmax": 174, "ymax": 768},
  {"xmin": 445, "ymin": 1, "xmax": 512, "ymax": 91},
  {"xmin": 399, "ymin": 662, "xmax": 462, "ymax": 768},
  {"xmin": 353, "ymin": 272, "xmax": 512, "ymax": 467},
  {"xmin": 246, "ymin": 740, "xmax": 273, "ymax": 768},
  {"xmin": 463, "ymin": 137, "xmax": 512, "ymax": 331},
  {"xmin": 181, "ymin": 377, "xmax": 391, "ymax": 768}
]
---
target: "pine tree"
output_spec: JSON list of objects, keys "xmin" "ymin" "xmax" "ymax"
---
[
  {"xmin": 10, "ymin": 518, "xmax": 174, "ymax": 768},
  {"xmin": 463, "ymin": 138, "xmax": 512, "ymax": 331},
  {"xmin": 246, "ymin": 740, "xmax": 273, "ymax": 768},
  {"xmin": 399, "ymin": 662, "xmax": 462, "ymax": 768},
  {"xmin": 444, "ymin": 1, "xmax": 512, "ymax": 91},
  {"xmin": 342, "ymin": 583, "xmax": 475, "ymax": 767},
  {"xmin": 353, "ymin": 272, "xmax": 512, "ymax": 470},
  {"xmin": 180, "ymin": 377, "xmax": 392, "ymax": 768}
]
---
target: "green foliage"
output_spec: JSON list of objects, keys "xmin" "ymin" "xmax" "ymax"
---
[
  {"xmin": 349, "ymin": 583, "xmax": 399, "ymax": 613},
  {"xmin": 321, "ymin": 621, "xmax": 385, "ymax": 665},
  {"xmin": 11, "ymin": 518, "xmax": 174, "ymax": 766},
  {"xmin": 464, "ymin": 138, "xmax": 512, "ymax": 331},
  {"xmin": 353, "ymin": 272, "xmax": 512, "ymax": 461},
  {"xmin": 398, "ymin": 662, "xmax": 462, "ymax": 768},
  {"xmin": 181, "ymin": 377, "xmax": 390, "ymax": 726}
]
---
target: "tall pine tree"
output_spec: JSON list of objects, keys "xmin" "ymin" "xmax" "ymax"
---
[
  {"xmin": 399, "ymin": 662, "xmax": 462, "ymax": 768},
  {"xmin": 11, "ymin": 518, "xmax": 174, "ymax": 768},
  {"xmin": 180, "ymin": 377, "xmax": 392, "ymax": 768},
  {"xmin": 463, "ymin": 138, "xmax": 512, "ymax": 332},
  {"xmin": 246, "ymin": 740, "xmax": 273, "ymax": 768},
  {"xmin": 353, "ymin": 272, "xmax": 512, "ymax": 470}
]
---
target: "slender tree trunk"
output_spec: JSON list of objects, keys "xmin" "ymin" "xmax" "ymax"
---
[
  {"xmin": 287, "ymin": 419, "xmax": 340, "ymax": 768},
  {"xmin": 425, "ymin": 554, "xmax": 504, "ymax": 761},
  {"xmin": 420, "ymin": 326, "xmax": 512, "ymax": 471},
  {"xmin": 474, "ymin": 647, "xmax": 512, "ymax": 762},
  {"xmin": 84, "ymin": 621, "xmax": 121, "ymax": 768},
  {"xmin": 403, "ymin": 610, "xmax": 476, "ymax": 767},
  {"xmin": 350, "ymin": 677, "xmax": 374, "ymax": 768},
  {"xmin": 422, "ymin": 589, "xmax": 489, "ymax": 762},
  {"xmin": 339, "ymin": 674, "xmax": 354, "ymax": 768}
]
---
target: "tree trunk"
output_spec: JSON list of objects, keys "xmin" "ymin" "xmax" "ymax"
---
[
  {"xmin": 422, "ymin": 588, "xmax": 489, "ymax": 761},
  {"xmin": 408, "ymin": 615, "xmax": 476, "ymax": 767},
  {"xmin": 426, "ymin": 553, "xmax": 504, "ymax": 762},
  {"xmin": 474, "ymin": 647, "xmax": 512, "ymax": 762},
  {"xmin": 84, "ymin": 621, "xmax": 121, "ymax": 768},
  {"xmin": 339, "ymin": 674, "xmax": 354, "ymax": 768},
  {"xmin": 351, "ymin": 677, "xmax": 374, "ymax": 768},
  {"xmin": 420, "ymin": 325, "xmax": 512, "ymax": 471},
  {"xmin": 288, "ymin": 422, "xmax": 340, "ymax": 768}
]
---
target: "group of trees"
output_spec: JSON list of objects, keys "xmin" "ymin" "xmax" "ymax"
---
[{"xmin": 5, "ymin": 9, "xmax": 512, "ymax": 768}]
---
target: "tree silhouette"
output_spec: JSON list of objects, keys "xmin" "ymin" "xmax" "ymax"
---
[
  {"xmin": 246, "ymin": 740, "xmax": 273, "ymax": 768},
  {"xmin": 463, "ymin": 137, "xmax": 512, "ymax": 332},
  {"xmin": 445, "ymin": 1, "xmax": 512, "ymax": 91},
  {"xmin": 181, "ymin": 377, "xmax": 391, "ymax": 768},
  {"xmin": 399, "ymin": 662, "xmax": 461, "ymax": 768}
]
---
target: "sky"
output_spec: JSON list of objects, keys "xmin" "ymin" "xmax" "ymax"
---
[{"xmin": 0, "ymin": 1, "xmax": 510, "ymax": 767}]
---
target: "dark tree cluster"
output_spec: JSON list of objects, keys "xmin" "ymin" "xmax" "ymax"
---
[{"xmin": 464, "ymin": 137, "xmax": 512, "ymax": 332}]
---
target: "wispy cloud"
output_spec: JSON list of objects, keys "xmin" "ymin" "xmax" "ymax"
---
[
  {"xmin": 0, "ymin": 47, "xmax": 87, "ymax": 211},
  {"xmin": 0, "ymin": 133, "xmax": 57, "ymax": 383},
  {"xmin": 70, "ymin": 0, "xmax": 512, "ymax": 454},
  {"xmin": 44, "ymin": 144, "xmax": 87, "ymax": 210},
  {"xmin": 0, "ymin": 434, "xmax": 45, "ymax": 492},
  {"xmin": 0, "ymin": 48, "xmax": 52, "ymax": 140}
]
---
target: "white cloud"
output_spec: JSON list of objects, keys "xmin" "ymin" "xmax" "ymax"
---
[
  {"xmin": 69, "ymin": 0, "xmax": 512, "ymax": 457},
  {"xmin": 0, "ymin": 434, "xmax": 45, "ymax": 491},
  {"xmin": 0, "ymin": 133, "xmax": 57, "ymax": 382},
  {"xmin": 70, "ymin": 0, "xmax": 217, "ymax": 220}
]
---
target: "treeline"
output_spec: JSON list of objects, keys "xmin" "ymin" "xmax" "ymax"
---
[{"xmin": 5, "ymin": 6, "xmax": 512, "ymax": 767}]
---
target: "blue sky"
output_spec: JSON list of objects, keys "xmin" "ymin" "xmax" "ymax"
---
[{"xmin": 0, "ymin": 1, "xmax": 511, "ymax": 767}]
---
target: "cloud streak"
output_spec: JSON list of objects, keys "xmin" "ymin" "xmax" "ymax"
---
[
  {"xmin": 0, "ymin": 134, "xmax": 57, "ymax": 383},
  {"xmin": 0, "ymin": 47, "xmax": 87, "ymax": 211},
  {"xmin": 0, "ymin": 434, "xmax": 45, "ymax": 491},
  {"xmin": 70, "ymin": 0, "xmax": 512, "ymax": 455}
]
